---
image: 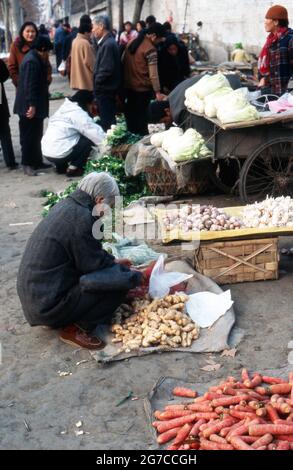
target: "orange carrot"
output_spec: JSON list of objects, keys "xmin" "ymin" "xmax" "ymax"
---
[
  {"xmin": 193, "ymin": 396, "xmax": 209, "ymax": 403},
  {"xmin": 254, "ymin": 386, "xmax": 268, "ymax": 396},
  {"xmin": 190, "ymin": 419, "xmax": 206, "ymax": 437},
  {"xmin": 256, "ymin": 446, "xmax": 267, "ymax": 450},
  {"xmin": 272, "ymin": 402, "xmax": 291, "ymax": 414},
  {"xmin": 255, "ymin": 408, "xmax": 267, "ymax": 418},
  {"xmin": 156, "ymin": 409, "xmax": 194, "ymax": 420},
  {"xmin": 156, "ymin": 414, "xmax": 198, "ymax": 434},
  {"xmin": 187, "ymin": 403, "xmax": 214, "ymax": 413},
  {"xmin": 251, "ymin": 433, "xmax": 273, "ymax": 449},
  {"xmin": 172, "ymin": 387, "xmax": 197, "ymax": 398},
  {"xmin": 200, "ymin": 438, "xmax": 233, "ymax": 451},
  {"xmin": 222, "ymin": 419, "xmax": 245, "ymax": 438},
  {"xmin": 192, "ymin": 412, "xmax": 218, "ymax": 420},
  {"xmin": 166, "ymin": 444, "xmax": 180, "ymax": 451},
  {"xmin": 227, "ymin": 424, "xmax": 250, "ymax": 442},
  {"xmin": 210, "ymin": 434, "xmax": 228, "ymax": 444},
  {"xmin": 164, "ymin": 405, "xmax": 188, "ymax": 411},
  {"xmin": 276, "ymin": 441, "xmax": 290, "ymax": 450},
  {"xmin": 277, "ymin": 434, "xmax": 293, "ymax": 442},
  {"xmin": 240, "ymin": 436, "xmax": 260, "ymax": 444},
  {"xmin": 157, "ymin": 427, "xmax": 181, "ymax": 444},
  {"xmin": 229, "ymin": 410, "xmax": 256, "ymax": 420},
  {"xmin": 173, "ymin": 424, "xmax": 193, "ymax": 445},
  {"xmin": 268, "ymin": 443, "xmax": 277, "ymax": 450},
  {"xmin": 211, "ymin": 395, "xmax": 251, "ymax": 407},
  {"xmin": 262, "ymin": 376, "xmax": 287, "ymax": 385},
  {"xmin": 204, "ymin": 392, "xmax": 225, "ymax": 400},
  {"xmin": 230, "ymin": 436, "xmax": 254, "ymax": 450},
  {"xmin": 203, "ymin": 418, "xmax": 236, "ymax": 439},
  {"xmin": 244, "ymin": 374, "xmax": 262, "ymax": 389},
  {"xmin": 268, "ymin": 384, "xmax": 292, "ymax": 395},
  {"xmin": 235, "ymin": 405, "xmax": 255, "ymax": 413},
  {"xmin": 222, "ymin": 386, "xmax": 237, "ymax": 396},
  {"xmin": 241, "ymin": 369, "xmax": 250, "ymax": 382},
  {"xmin": 249, "ymin": 423, "xmax": 293, "ymax": 436},
  {"xmin": 266, "ymin": 404, "xmax": 280, "ymax": 424}
]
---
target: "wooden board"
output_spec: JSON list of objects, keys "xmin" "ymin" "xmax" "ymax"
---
[{"xmin": 188, "ymin": 108, "xmax": 293, "ymax": 130}]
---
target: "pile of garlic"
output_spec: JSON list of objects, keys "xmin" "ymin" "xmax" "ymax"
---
[
  {"xmin": 242, "ymin": 196, "xmax": 293, "ymax": 228},
  {"xmin": 163, "ymin": 205, "xmax": 243, "ymax": 233},
  {"xmin": 111, "ymin": 294, "xmax": 199, "ymax": 353}
]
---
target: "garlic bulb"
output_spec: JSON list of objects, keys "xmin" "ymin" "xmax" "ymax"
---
[{"xmin": 242, "ymin": 196, "xmax": 293, "ymax": 228}]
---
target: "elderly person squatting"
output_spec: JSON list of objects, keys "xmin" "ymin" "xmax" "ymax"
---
[{"xmin": 17, "ymin": 172, "xmax": 142, "ymax": 349}]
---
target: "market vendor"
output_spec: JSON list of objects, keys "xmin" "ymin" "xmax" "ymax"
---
[
  {"xmin": 41, "ymin": 90, "xmax": 105, "ymax": 177},
  {"xmin": 258, "ymin": 5, "xmax": 293, "ymax": 95},
  {"xmin": 17, "ymin": 172, "xmax": 142, "ymax": 350}
]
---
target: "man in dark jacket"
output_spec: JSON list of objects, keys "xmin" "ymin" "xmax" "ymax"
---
[
  {"xmin": 0, "ymin": 59, "xmax": 18, "ymax": 169},
  {"xmin": 17, "ymin": 172, "xmax": 141, "ymax": 350},
  {"xmin": 92, "ymin": 15, "xmax": 121, "ymax": 131},
  {"xmin": 14, "ymin": 35, "xmax": 53, "ymax": 175}
]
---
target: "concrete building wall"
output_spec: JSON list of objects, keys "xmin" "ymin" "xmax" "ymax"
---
[{"xmin": 110, "ymin": 0, "xmax": 293, "ymax": 62}]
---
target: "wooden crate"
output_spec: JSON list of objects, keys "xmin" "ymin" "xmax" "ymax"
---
[{"xmin": 194, "ymin": 237, "xmax": 279, "ymax": 285}]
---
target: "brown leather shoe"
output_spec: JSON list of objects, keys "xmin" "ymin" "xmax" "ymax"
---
[{"xmin": 59, "ymin": 325, "xmax": 105, "ymax": 350}]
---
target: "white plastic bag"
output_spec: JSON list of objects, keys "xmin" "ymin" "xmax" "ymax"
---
[
  {"xmin": 58, "ymin": 60, "xmax": 66, "ymax": 72},
  {"xmin": 186, "ymin": 290, "xmax": 233, "ymax": 328},
  {"xmin": 149, "ymin": 255, "xmax": 193, "ymax": 298}
]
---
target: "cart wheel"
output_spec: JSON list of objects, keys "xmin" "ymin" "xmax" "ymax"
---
[
  {"xmin": 239, "ymin": 137, "xmax": 293, "ymax": 203},
  {"xmin": 209, "ymin": 159, "xmax": 240, "ymax": 194}
]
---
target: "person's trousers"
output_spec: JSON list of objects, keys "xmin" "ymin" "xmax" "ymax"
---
[
  {"xmin": 95, "ymin": 93, "xmax": 117, "ymax": 132},
  {"xmin": 56, "ymin": 288, "xmax": 127, "ymax": 333},
  {"xmin": 55, "ymin": 44, "xmax": 63, "ymax": 70},
  {"xmin": 0, "ymin": 120, "xmax": 16, "ymax": 167},
  {"xmin": 19, "ymin": 116, "xmax": 44, "ymax": 167},
  {"xmin": 46, "ymin": 135, "xmax": 94, "ymax": 171},
  {"xmin": 125, "ymin": 89, "xmax": 153, "ymax": 136}
]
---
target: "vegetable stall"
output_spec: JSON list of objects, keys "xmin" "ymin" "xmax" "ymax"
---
[{"xmin": 183, "ymin": 73, "xmax": 293, "ymax": 203}]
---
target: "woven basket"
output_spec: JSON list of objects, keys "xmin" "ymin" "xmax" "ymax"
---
[
  {"xmin": 195, "ymin": 237, "xmax": 279, "ymax": 285},
  {"xmin": 145, "ymin": 160, "xmax": 210, "ymax": 196},
  {"xmin": 111, "ymin": 144, "xmax": 132, "ymax": 159}
]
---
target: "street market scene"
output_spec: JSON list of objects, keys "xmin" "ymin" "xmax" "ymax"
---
[{"xmin": 0, "ymin": 0, "xmax": 293, "ymax": 453}]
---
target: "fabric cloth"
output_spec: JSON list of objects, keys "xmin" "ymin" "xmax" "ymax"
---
[
  {"xmin": 41, "ymin": 98, "xmax": 105, "ymax": 158},
  {"xmin": 17, "ymin": 189, "xmax": 117, "ymax": 328},
  {"xmin": 70, "ymin": 33, "xmax": 95, "ymax": 91},
  {"xmin": 258, "ymin": 27, "xmax": 293, "ymax": 95},
  {"xmin": 18, "ymin": 116, "xmax": 43, "ymax": 167},
  {"xmin": 125, "ymin": 89, "xmax": 153, "ymax": 135},
  {"xmin": 93, "ymin": 32, "xmax": 121, "ymax": 95},
  {"xmin": 95, "ymin": 92, "xmax": 117, "ymax": 131},
  {"xmin": 46, "ymin": 135, "xmax": 94, "ymax": 169},
  {"xmin": 119, "ymin": 29, "xmax": 138, "ymax": 46},
  {"xmin": 14, "ymin": 49, "xmax": 49, "ymax": 119},
  {"xmin": 8, "ymin": 38, "xmax": 52, "ymax": 87},
  {"xmin": 231, "ymin": 49, "xmax": 251, "ymax": 63},
  {"xmin": 123, "ymin": 36, "xmax": 161, "ymax": 92}
]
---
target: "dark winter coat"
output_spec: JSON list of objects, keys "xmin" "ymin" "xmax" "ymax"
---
[
  {"xmin": 93, "ymin": 33, "xmax": 121, "ymax": 95},
  {"xmin": 14, "ymin": 49, "xmax": 49, "ymax": 119},
  {"xmin": 17, "ymin": 189, "xmax": 115, "ymax": 327},
  {"xmin": 0, "ymin": 58, "xmax": 10, "ymax": 125}
]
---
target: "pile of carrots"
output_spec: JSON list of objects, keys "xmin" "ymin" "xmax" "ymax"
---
[{"xmin": 152, "ymin": 370, "xmax": 293, "ymax": 450}]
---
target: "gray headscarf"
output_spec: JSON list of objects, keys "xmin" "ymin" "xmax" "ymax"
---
[{"xmin": 78, "ymin": 172, "xmax": 120, "ymax": 205}]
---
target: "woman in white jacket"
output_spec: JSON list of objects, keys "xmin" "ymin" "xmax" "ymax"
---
[{"xmin": 41, "ymin": 90, "xmax": 105, "ymax": 177}]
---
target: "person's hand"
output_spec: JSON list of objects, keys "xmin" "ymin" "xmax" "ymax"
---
[
  {"xmin": 115, "ymin": 258, "xmax": 133, "ymax": 268},
  {"xmin": 26, "ymin": 106, "xmax": 36, "ymax": 119},
  {"xmin": 155, "ymin": 92, "xmax": 166, "ymax": 101},
  {"xmin": 258, "ymin": 77, "xmax": 266, "ymax": 88}
]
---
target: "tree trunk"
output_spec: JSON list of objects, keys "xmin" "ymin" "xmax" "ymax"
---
[
  {"xmin": 118, "ymin": 0, "xmax": 124, "ymax": 33},
  {"xmin": 106, "ymin": 0, "xmax": 112, "ymax": 29},
  {"xmin": 10, "ymin": 0, "xmax": 21, "ymax": 36},
  {"xmin": 0, "ymin": 0, "xmax": 11, "ymax": 51},
  {"xmin": 132, "ymin": 0, "xmax": 145, "ymax": 25}
]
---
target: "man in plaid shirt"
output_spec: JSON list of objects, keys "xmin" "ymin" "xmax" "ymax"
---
[{"xmin": 258, "ymin": 5, "xmax": 293, "ymax": 96}]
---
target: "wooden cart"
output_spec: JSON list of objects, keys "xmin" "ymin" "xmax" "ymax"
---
[{"xmin": 186, "ymin": 109, "xmax": 293, "ymax": 203}]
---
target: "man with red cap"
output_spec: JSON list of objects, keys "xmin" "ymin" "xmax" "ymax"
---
[{"xmin": 258, "ymin": 5, "xmax": 293, "ymax": 95}]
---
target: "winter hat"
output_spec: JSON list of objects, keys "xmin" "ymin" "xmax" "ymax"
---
[{"xmin": 265, "ymin": 5, "xmax": 288, "ymax": 21}]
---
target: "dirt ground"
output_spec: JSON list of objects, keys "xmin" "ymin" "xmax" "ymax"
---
[{"xmin": 0, "ymin": 73, "xmax": 292, "ymax": 450}]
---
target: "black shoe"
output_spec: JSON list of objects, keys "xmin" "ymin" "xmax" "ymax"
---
[
  {"xmin": 66, "ymin": 167, "xmax": 84, "ymax": 177},
  {"xmin": 55, "ymin": 164, "xmax": 68, "ymax": 174},
  {"xmin": 23, "ymin": 165, "xmax": 38, "ymax": 176},
  {"xmin": 34, "ymin": 162, "xmax": 52, "ymax": 170},
  {"xmin": 8, "ymin": 163, "xmax": 19, "ymax": 171}
]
